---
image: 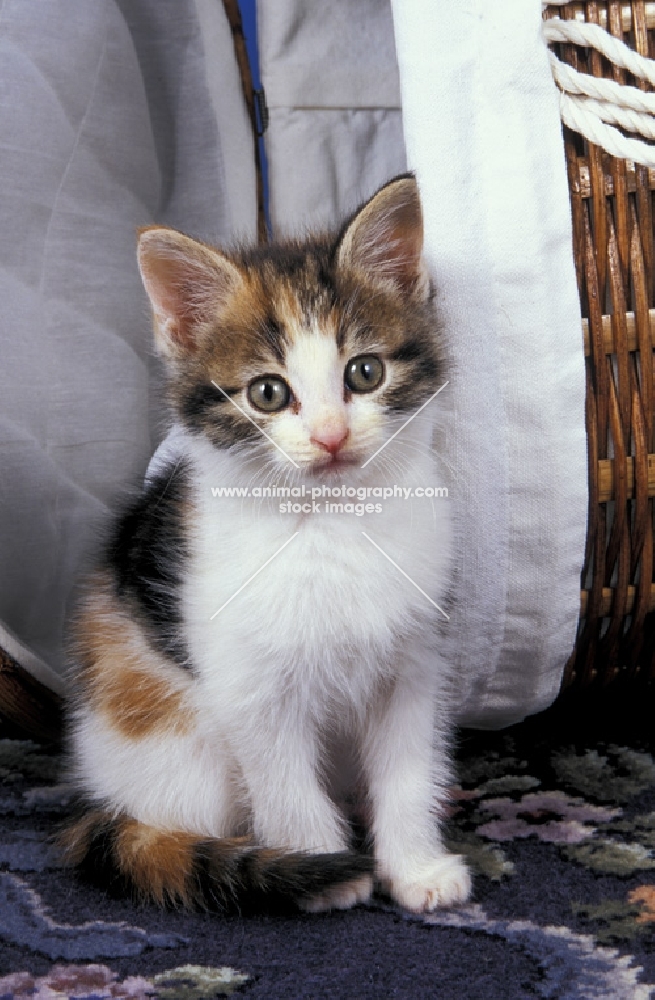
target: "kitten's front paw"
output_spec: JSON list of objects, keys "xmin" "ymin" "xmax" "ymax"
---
[
  {"xmin": 299, "ymin": 874, "xmax": 374, "ymax": 914},
  {"xmin": 386, "ymin": 854, "xmax": 471, "ymax": 913}
]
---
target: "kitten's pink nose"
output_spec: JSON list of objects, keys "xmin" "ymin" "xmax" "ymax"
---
[{"xmin": 310, "ymin": 428, "xmax": 349, "ymax": 456}]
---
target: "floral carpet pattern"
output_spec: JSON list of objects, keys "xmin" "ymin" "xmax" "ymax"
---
[{"xmin": 0, "ymin": 709, "xmax": 653, "ymax": 999}]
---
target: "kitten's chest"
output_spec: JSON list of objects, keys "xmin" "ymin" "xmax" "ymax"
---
[
  {"xmin": 184, "ymin": 495, "xmax": 447, "ymax": 664},
  {"xmin": 179, "ymin": 443, "xmax": 450, "ymax": 688}
]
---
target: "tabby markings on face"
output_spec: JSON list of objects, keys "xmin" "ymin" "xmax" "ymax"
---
[{"xmin": 164, "ymin": 249, "xmax": 441, "ymax": 471}]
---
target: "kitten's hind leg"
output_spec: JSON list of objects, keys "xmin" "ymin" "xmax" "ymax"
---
[{"xmin": 361, "ymin": 654, "xmax": 471, "ymax": 913}]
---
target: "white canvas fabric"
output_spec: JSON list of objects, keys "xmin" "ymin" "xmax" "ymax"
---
[
  {"xmin": 0, "ymin": 0, "xmax": 256, "ymax": 676},
  {"xmin": 258, "ymin": 0, "xmax": 588, "ymax": 725},
  {"xmin": 391, "ymin": 0, "xmax": 587, "ymax": 726}
]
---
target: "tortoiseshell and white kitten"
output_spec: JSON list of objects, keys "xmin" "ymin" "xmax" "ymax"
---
[{"xmin": 62, "ymin": 176, "xmax": 471, "ymax": 914}]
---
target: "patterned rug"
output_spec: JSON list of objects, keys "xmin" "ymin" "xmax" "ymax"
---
[{"xmin": 0, "ymin": 700, "xmax": 653, "ymax": 999}]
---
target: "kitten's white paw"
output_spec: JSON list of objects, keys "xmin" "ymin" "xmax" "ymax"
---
[
  {"xmin": 386, "ymin": 854, "xmax": 471, "ymax": 913},
  {"xmin": 299, "ymin": 874, "xmax": 374, "ymax": 913}
]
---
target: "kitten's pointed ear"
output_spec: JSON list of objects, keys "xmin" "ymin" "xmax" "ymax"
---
[
  {"xmin": 336, "ymin": 175, "xmax": 428, "ymax": 298},
  {"xmin": 137, "ymin": 227, "xmax": 243, "ymax": 357}
]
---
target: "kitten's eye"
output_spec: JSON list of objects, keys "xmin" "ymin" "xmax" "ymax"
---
[
  {"xmin": 247, "ymin": 376, "xmax": 291, "ymax": 413},
  {"xmin": 344, "ymin": 355, "xmax": 384, "ymax": 393}
]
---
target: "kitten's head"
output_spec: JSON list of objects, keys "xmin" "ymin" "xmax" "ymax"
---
[{"xmin": 138, "ymin": 175, "xmax": 441, "ymax": 474}]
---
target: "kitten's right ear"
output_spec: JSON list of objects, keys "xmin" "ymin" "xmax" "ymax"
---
[
  {"xmin": 336, "ymin": 175, "xmax": 428, "ymax": 299},
  {"xmin": 137, "ymin": 228, "xmax": 243, "ymax": 358}
]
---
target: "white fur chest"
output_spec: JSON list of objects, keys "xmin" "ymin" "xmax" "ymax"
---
[{"xmin": 180, "ymin": 437, "xmax": 451, "ymax": 715}]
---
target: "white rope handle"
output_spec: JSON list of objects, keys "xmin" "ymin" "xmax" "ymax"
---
[
  {"xmin": 576, "ymin": 96, "xmax": 655, "ymax": 141},
  {"xmin": 559, "ymin": 94, "xmax": 655, "ymax": 167},
  {"xmin": 543, "ymin": 19, "xmax": 655, "ymax": 86},
  {"xmin": 549, "ymin": 52, "xmax": 655, "ymax": 116},
  {"xmin": 543, "ymin": 16, "xmax": 655, "ymax": 167}
]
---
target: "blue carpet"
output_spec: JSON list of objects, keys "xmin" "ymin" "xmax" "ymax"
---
[{"xmin": 0, "ymin": 702, "xmax": 653, "ymax": 999}]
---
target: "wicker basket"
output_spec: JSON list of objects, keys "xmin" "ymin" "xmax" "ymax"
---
[{"xmin": 544, "ymin": 2, "xmax": 655, "ymax": 696}]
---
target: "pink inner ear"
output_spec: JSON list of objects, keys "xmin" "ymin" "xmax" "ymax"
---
[
  {"xmin": 138, "ymin": 230, "xmax": 241, "ymax": 353},
  {"xmin": 148, "ymin": 261, "xmax": 209, "ymax": 351},
  {"xmin": 338, "ymin": 177, "xmax": 424, "ymax": 296}
]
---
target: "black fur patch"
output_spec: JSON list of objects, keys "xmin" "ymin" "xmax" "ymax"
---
[
  {"xmin": 192, "ymin": 409, "xmax": 263, "ymax": 451},
  {"xmin": 63, "ymin": 809, "xmax": 133, "ymax": 900},
  {"xmin": 108, "ymin": 462, "xmax": 192, "ymax": 670},
  {"xmin": 193, "ymin": 841, "xmax": 373, "ymax": 911},
  {"xmin": 383, "ymin": 330, "xmax": 443, "ymax": 413},
  {"xmin": 388, "ymin": 339, "xmax": 425, "ymax": 363},
  {"xmin": 181, "ymin": 383, "xmax": 239, "ymax": 428},
  {"xmin": 382, "ymin": 365, "xmax": 442, "ymax": 413}
]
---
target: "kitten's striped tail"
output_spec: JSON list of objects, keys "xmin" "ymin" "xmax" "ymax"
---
[{"xmin": 58, "ymin": 808, "xmax": 373, "ymax": 910}]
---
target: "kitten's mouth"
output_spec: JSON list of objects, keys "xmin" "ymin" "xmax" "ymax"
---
[{"xmin": 310, "ymin": 453, "xmax": 360, "ymax": 475}]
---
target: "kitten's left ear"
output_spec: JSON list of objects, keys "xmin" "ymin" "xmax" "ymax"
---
[{"xmin": 336, "ymin": 175, "xmax": 428, "ymax": 299}]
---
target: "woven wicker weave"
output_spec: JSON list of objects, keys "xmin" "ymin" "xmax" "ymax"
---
[{"xmin": 544, "ymin": 2, "xmax": 655, "ymax": 694}]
